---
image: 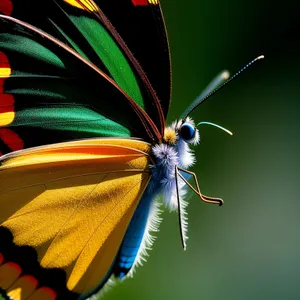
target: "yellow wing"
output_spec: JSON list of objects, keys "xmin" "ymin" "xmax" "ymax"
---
[{"xmin": 0, "ymin": 138, "xmax": 151, "ymax": 298}]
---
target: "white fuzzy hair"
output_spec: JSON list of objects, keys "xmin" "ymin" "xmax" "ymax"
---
[
  {"xmin": 162, "ymin": 117, "xmax": 199, "ymax": 210},
  {"xmin": 95, "ymin": 118, "xmax": 199, "ymax": 298},
  {"xmin": 150, "ymin": 118, "xmax": 199, "ymax": 247},
  {"xmin": 127, "ymin": 200, "xmax": 162, "ymax": 277}
]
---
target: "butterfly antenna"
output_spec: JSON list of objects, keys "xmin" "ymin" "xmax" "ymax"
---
[
  {"xmin": 181, "ymin": 70, "xmax": 230, "ymax": 118},
  {"xmin": 197, "ymin": 122, "xmax": 233, "ymax": 136},
  {"xmin": 183, "ymin": 55, "xmax": 264, "ymax": 120}
]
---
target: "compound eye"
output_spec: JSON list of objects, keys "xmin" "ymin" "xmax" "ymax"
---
[{"xmin": 180, "ymin": 123, "xmax": 196, "ymax": 143}]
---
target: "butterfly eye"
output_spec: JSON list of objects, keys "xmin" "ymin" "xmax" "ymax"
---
[{"xmin": 180, "ymin": 123, "xmax": 196, "ymax": 143}]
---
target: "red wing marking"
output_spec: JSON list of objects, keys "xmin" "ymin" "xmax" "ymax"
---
[
  {"xmin": 0, "ymin": 52, "xmax": 14, "ymax": 122},
  {"xmin": 0, "ymin": 94, "xmax": 14, "ymax": 114},
  {"xmin": 0, "ymin": 128, "xmax": 24, "ymax": 152},
  {"xmin": 0, "ymin": 52, "xmax": 10, "ymax": 69},
  {"xmin": 0, "ymin": 52, "xmax": 21, "ymax": 153},
  {"xmin": 0, "ymin": 253, "xmax": 57, "ymax": 299},
  {"xmin": 0, "ymin": 262, "xmax": 22, "ymax": 289},
  {"xmin": 131, "ymin": 0, "xmax": 149, "ymax": 6},
  {"xmin": 0, "ymin": 0, "xmax": 13, "ymax": 16},
  {"xmin": 27, "ymin": 287, "xmax": 57, "ymax": 300},
  {"xmin": 7, "ymin": 275, "xmax": 39, "ymax": 300}
]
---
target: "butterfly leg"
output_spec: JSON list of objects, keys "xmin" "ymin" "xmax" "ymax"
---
[
  {"xmin": 174, "ymin": 166, "xmax": 188, "ymax": 250},
  {"xmin": 175, "ymin": 166, "xmax": 224, "ymax": 206}
]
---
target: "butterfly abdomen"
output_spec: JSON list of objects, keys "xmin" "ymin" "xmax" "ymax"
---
[{"xmin": 114, "ymin": 182, "xmax": 162, "ymax": 278}]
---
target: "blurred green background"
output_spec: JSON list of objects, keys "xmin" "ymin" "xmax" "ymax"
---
[{"xmin": 104, "ymin": 0, "xmax": 299, "ymax": 299}]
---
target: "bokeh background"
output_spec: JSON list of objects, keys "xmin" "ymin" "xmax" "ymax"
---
[{"xmin": 104, "ymin": 0, "xmax": 299, "ymax": 300}]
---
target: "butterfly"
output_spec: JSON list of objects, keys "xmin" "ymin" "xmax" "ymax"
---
[{"xmin": 0, "ymin": 0, "xmax": 238, "ymax": 299}]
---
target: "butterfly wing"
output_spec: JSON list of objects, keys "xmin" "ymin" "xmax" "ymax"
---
[
  {"xmin": 0, "ymin": 0, "xmax": 168, "ymax": 149},
  {"xmin": 0, "ymin": 138, "xmax": 152, "ymax": 298},
  {"xmin": 97, "ymin": 0, "xmax": 172, "ymax": 118},
  {"xmin": 0, "ymin": 0, "xmax": 172, "ymax": 296}
]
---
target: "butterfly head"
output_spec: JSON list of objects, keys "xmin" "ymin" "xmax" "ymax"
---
[{"xmin": 163, "ymin": 117, "xmax": 200, "ymax": 147}]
